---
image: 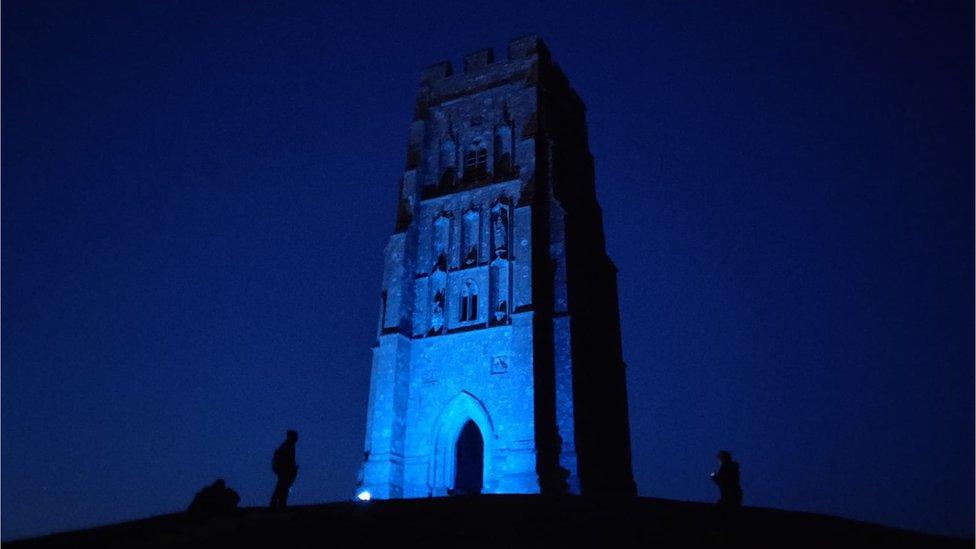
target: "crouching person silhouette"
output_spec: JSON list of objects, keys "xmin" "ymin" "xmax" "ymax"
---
[
  {"xmin": 269, "ymin": 430, "xmax": 299, "ymax": 509},
  {"xmin": 187, "ymin": 478, "xmax": 240, "ymax": 519},
  {"xmin": 710, "ymin": 450, "xmax": 742, "ymax": 508}
]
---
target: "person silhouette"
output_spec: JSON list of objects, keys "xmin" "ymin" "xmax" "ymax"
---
[
  {"xmin": 187, "ymin": 478, "xmax": 240, "ymax": 519},
  {"xmin": 269, "ymin": 430, "xmax": 299, "ymax": 509},
  {"xmin": 710, "ymin": 450, "xmax": 742, "ymax": 507}
]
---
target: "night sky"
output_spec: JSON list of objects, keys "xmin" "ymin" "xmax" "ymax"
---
[{"xmin": 2, "ymin": 0, "xmax": 972, "ymax": 541}]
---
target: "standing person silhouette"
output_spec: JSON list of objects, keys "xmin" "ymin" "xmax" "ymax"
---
[
  {"xmin": 710, "ymin": 450, "xmax": 742, "ymax": 508},
  {"xmin": 269, "ymin": 430, "xmax": 299, "ymax": 509}
]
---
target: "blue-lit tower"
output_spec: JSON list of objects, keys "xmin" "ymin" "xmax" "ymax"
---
[{"xmin": 358, "ymin": 36, "xmax": 635, "ymax": 499}]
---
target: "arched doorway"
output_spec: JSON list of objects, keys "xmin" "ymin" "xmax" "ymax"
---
[
  {"xmin": 454, "ymin": 420, "xmax": 483, "ymax": 495},
  {"xmin": 430, "ymin": 391, "xmax": 495, "ymax": 495}
]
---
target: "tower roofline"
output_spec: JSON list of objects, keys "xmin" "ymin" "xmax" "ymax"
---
[{"xmin": 418, "ymin": 35, "xmax": 550, "ymax": 86}]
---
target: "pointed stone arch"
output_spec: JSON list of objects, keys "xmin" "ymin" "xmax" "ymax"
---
[{"xmin": 429, "ymin": 390, "xmax": 496, "ymax": 495}]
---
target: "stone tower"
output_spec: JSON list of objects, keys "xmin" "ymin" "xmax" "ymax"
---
[{"xmin": 358, "ymin": 36, "xmax": 635, "ymax": 499}]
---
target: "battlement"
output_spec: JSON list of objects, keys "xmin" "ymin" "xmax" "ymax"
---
[
  {"xmin": 463, "ymin": 48, "xmax": 494, "ymax": 72},
  {"xmin": 419, "ymin": 35, "xmax": 549, "ymax": 85}
]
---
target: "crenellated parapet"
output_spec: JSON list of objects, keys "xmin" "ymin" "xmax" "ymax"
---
[{"xmin": 418, "ymin": 35, "xmax": 547, "ymax": 88}]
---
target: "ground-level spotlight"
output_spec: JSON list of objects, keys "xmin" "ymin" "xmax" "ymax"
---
[{"xmin": 355, "ymin": 490, "xmax": 372, "ymax": 502}]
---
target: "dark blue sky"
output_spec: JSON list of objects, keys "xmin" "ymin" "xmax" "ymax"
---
[{"xmin": 2, "ymin": 0, "xmax": 972, "ymax": 540}]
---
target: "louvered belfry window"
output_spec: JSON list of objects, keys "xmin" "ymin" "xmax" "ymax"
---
[{"xmin": 463, "ymin": 147, "xmax": 488, "ymax": 183}]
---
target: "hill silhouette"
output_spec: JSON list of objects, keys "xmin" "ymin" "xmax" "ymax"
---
[{"xmin": 6, "ymin": 495, "xmax": 969, "ymax": 548}]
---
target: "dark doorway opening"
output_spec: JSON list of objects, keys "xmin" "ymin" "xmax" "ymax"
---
[{"xmin": 454, "ymin": 420, "xmax": 483, "ymax": 495}]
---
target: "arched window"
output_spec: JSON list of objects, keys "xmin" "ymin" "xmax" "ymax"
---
[
  {"xmin": 461, "ymin": 207, "xmax": 479, "ymax": 266},
  {"xmin": 463, "ymin": 141, "xmax": 488, "ymax": 183},
  {"xmin": 459, "ymin": 280, "xmax": 478, "ymax": 322}
]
